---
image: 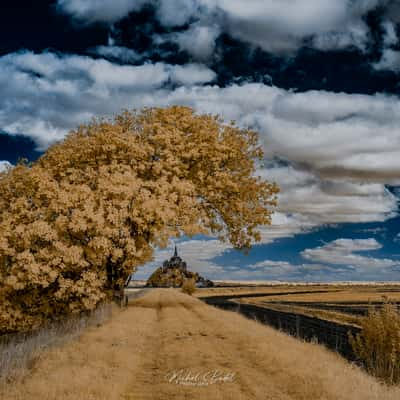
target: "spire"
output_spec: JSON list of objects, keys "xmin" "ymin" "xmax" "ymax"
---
[{"xmin": 174, "ymin": 245, "xmax": 178, "ymax": 257}]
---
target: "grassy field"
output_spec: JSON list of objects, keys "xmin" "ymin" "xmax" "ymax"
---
[
  {"xmin": 196, "ymin": 284, "xmax": 400, "ymax": 326},
  {"xmin": 1, "ymin": 289, "xmax": 399, "ymax": 400},
  {"xmin": 196, "ymin": 284, "xmax": 332, "ymax": 298},
  {"xmin": 197, "ymin": 283, "xmax": 400, "ymax": 299}
]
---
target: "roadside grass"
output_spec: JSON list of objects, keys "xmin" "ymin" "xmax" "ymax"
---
[{"xmin": 0, "ymin": 302, "xmax": 113, "ymax": 385}]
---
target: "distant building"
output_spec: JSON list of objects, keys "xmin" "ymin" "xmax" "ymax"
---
[
  {"xmin": 161, "ymin": 246, "xmax": 187, "ymax": 272},
  {"xmin": 146, "ymin": 245, "xmax": 214, "ymax": 288}
]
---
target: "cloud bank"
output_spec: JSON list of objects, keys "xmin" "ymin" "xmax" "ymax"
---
[
  {"xmin": 239, "ymin": 238, "xmax": 400, "ymax": 281},
  {"xmin": 1, "ymin": 49, "xmax": 399, "ymax": 279},
  {"xmin": 0, "ymin": 51, "xmax": 398, "ymax": 232},
  {"xmin": 57, "ymin": 0, "xmax": 399, "ymax": 55},
  {"xmin": 0, "ymin": 51, "xmax": 216, "ymax": 148},
  {"xmin": 301, "ymin": 238, "xmax": 397, "ymax": 269},
  {"xmin": 56, "ymin": 0, "xmax": 148, "ymax": 24}
]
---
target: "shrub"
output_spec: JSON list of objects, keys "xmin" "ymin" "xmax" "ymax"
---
[
  {"xmin": 181, "ymin": 279, "xmax": 196, "ymax": 296},
  {"xmin": 349, "ymin": 300, "xmax": 400, "ymax": 385}
]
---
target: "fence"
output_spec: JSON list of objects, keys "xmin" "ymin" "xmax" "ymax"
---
[{"xmin": 202, "ymin": 296, "xmax": 361, "ymax": 360}]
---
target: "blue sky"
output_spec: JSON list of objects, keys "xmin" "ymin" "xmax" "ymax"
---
[{"xmin": 1, "ymin": 1, "xmax": 399, "ymax": 281}]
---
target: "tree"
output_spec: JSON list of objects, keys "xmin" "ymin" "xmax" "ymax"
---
[{"xmin": 0, "ymin": 106, "xmax": 279, "ymax": 333}]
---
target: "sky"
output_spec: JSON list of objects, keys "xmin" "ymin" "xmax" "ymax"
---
[{"xmin": 1, "ymin": 0, "xmax": 399, "ymax": 282}]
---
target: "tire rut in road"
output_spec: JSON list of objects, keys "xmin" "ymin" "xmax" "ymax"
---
[
  {"xmin": 123, "ymin": 299, "xmax": 244, "ymax": 399},
  {"xmin": 186, "ymin": 301, "xmax": 295, "ymax": 399}
]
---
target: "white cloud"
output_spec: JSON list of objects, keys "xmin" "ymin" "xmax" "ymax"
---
[
  {"xmin": 216, "ymin": 0, "xmax": 376, "ymax": 53},
  {"xmin": 240, "ymin": 249, "xmax": 400, "ymax": 281},
  {"xmin": 301, "ymin": 238, "xmax": 398, "ymax": 270},
  {"xmin": 246, "ymin": 259, "xmax": 349, "ymax": 281},
  {"xmin": 0, "ymin": 51, "xmax": 216, "ymax": 148},
  {"xmin": 382, "ymin": 21, "xmax": 398, "ymax": 47},
  {"xmin": 56, "ymin": 0, "xmax": 201, "ymax": 26},
  {"xmin": 57, "ymin": 0, "xmax": 393, "ymax": 54},
  {"xmin": 255, "ymin": 90, "xmax": 400, "ymax": 184},
  {"xmin": 155, "ymin": 0, "xmax": 200, "ymax": 27},
  {"xmin": 56, "ymin": 0, "xmax": 148, "ymax": 24},
  {"xmin": 257, "ymin": 212, "xmax": 318, "ymax": 244},
  {"xmin": 260, "ymin": 166, "xmax": 398, "ymax": 224},
  {"xmin": 165, "ymin": 24, "xmax": 220, "ymax": 61},
  {"xmin": 249, "ymin": 259, "xmax": 297, "ymax": 270},
  {"xmin": 167, "ymin": 63, "xmax": 216, "ymax": 86},
  {"xmin": 371, "ymin": 17, "xmax": 400, "ymax": 73},
  {"xmin": 220, "ymin": 238, "xmax": 400, "ymax": 281},
  {"xmin": 90, "ymin": 46, "xmax": 142, "ymax": 63},
  {"xmin": 373, "ymin": 49, "xmax": 400, "ymax": 72},
  {"xmin": 310, "ymin": 26, "xmax": 369, "ymax": 51},
  {"xmin": 0, "ymin": 161, "xmax": 12, "ymax": 173},
  {"xmin": 160, "ymin": 84, "xmax": 400, "ymax": 185}
]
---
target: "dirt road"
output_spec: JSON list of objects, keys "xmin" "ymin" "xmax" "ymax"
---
[{"xmin": 1, "ymin": 289, "xmax": 399, "ymax": 400}]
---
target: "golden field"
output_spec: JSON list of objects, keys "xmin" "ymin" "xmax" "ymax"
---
[
  {"xmin": 196, "ymin": 284, "xmax": 400, "ymax": 326},
  {"xmin": 197, "ymin": 283, "xmax": 400, "ymax": 300},
  {"xmin": 1, "ymin": 288, "xmax": 399, "ymax": 400}
]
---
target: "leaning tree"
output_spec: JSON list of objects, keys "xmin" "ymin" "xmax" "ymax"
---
[{"xmin": 0, "ymin": 106, "xmax": 279, "ymax": 333}]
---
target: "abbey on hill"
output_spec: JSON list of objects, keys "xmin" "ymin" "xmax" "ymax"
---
[
  {"xmin": 146, "ymin": 246, "xmax": 214, "ymax": 288},
  {"xmin": 161, "ymin": 246, "xmax": 187, "ymax": 272}
]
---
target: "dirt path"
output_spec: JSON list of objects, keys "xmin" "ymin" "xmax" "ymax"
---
[{"xmin": 1, "ymin": 289, "xmax": 400, "ymax": 400}]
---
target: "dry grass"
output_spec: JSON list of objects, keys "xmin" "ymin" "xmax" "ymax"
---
[
  {"xmin": 248, "ymin": 288, "xmax": 400, "ymax": 303},
  {"xmin": 248, "ymin": 302, "xmax": 362, "ymax": 326},
  {"xmin": 201, "ymin": 285, "xmax": 400, "ymax": 326},
  {"xmin": 196, "ymin": 284, "xmax": 329, "ymax": 298},
  {"xmin": 197, "ymin": 285, "xmax": 400, "ymax": 302},
  {"xmin": 0, "ymin": 303, "xmax": 113, "ymax": 385},
  {"xmin": 1, "ymin": 289, "xmax": 399, "ymax": 399},
  {"xmin": 350, "ymin": 301, "xmax": 400, "ymax": 385}
]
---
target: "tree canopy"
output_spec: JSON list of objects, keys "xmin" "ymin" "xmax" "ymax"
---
[{"xmin": 0, "ymin": 106, "xmax": 279, "ymax": 333}]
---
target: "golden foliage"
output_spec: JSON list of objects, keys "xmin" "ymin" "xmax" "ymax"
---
[
  {"xmin": 0, "ymin": 106, "xmax": 278, "ymax": 333},
  {"xmin": 349, "ymin": 300, "xmax": 400, "ymax": 385},
  {"xmin": 181, "ymin": 279, "xmax": 197, "ymax": 296}
]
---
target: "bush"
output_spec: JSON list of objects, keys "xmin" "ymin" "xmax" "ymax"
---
[
  {"xmin": 349, "ymin": 300, "xmax": 400, "ymax": 385},
  {"xmin": 181, "ymin": 279, "xmax": 196, "ymax": 296}
]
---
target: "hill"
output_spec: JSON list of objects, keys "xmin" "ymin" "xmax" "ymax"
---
[
  {"xmin": 146, "ymin": 246, "xmax": 213, "ymax": 288},
  {"xmin": 146, "ymin": 266, "xmax": 213, "ymax": 288}
]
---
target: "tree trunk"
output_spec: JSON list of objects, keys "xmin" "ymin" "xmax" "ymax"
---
[{"xmin": 106, "ymin": 258, "xmax": 127, "ymax": 307}]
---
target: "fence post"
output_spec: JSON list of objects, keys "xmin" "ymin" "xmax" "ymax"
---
[{"xmin": 296, "ymin": 315, "xmax": 300, "ymax": 338}]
